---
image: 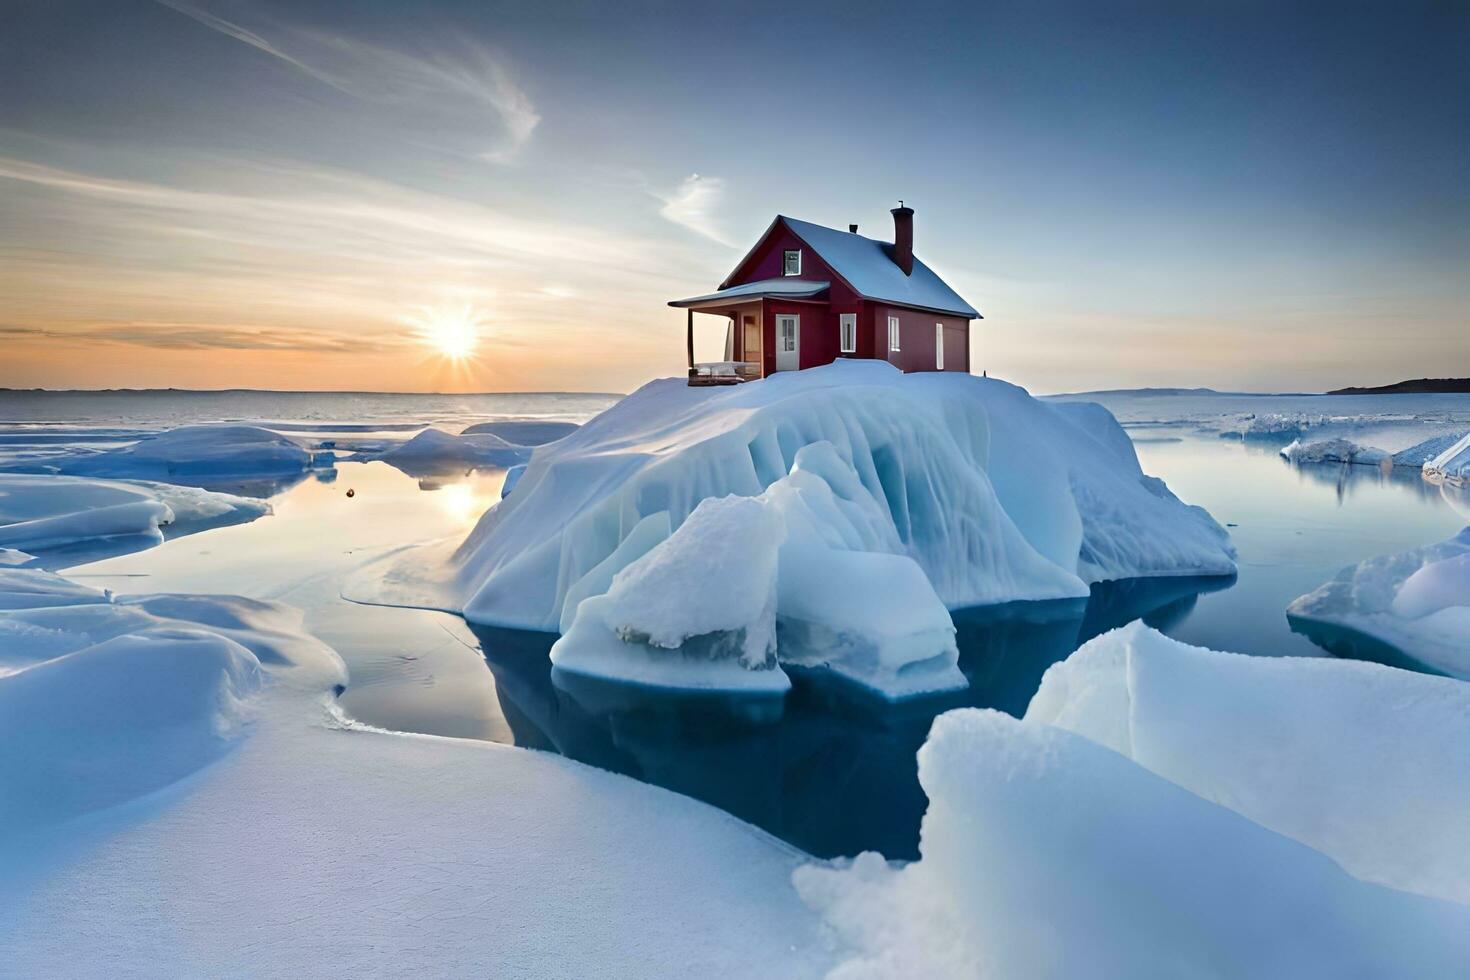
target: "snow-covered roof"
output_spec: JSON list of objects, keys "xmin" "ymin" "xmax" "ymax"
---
[
  {"xmin": 669, "ymin": 278, "xmax": 830, "ymax": 308},
  {"xmin": 722, "ymin": 216, "xmax": 981, "ymax": 319}
]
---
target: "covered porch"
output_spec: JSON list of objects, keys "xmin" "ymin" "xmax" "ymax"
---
[{"xmin": 669, "ymin": 278, "xmax": 829, "ymax": 386}]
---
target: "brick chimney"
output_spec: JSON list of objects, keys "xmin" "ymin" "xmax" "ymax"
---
[{"xmin": 891, "ymin": 204, "xmax": 914, "ymax": 276}]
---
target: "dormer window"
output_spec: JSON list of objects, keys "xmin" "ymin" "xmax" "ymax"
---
[{"xmin": 783, "ymin": 249, "xmax": 801, "ymax": 276}]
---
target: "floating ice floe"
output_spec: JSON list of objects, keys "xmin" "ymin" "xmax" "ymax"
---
[
  {"xmin": 0, "ymin": 473, "xmax": 268, "ymax": 560},
  {"xmin": 1424, "ymin": 432, "xmax": 1470, "ymax": 486},
  {"xmin": 53, "ymin": 424, "xmax": 314, "ymax": 481},
  {"xmin": 551, "ymin": 442, "xmax": 965, "ymax": 698},
  {"xmin": 0, "ymin": 565, "xmax": 828, "ymax": 977},
  {"xmin": 796, "ymin": 625, "xmax": 1470, "ymax": 978},
  {"xmin": 350, "ymin": 426, "xmax": 531, "ymax": 475},
  {"xmin": 405, "ymin": 361, "xmax": 1232, "ymax": 640},
  {"xmin": 460, "ymin": 419, "xmax": 580, "ymax": 446},
  {"xmin": 1279, "ymin": 437, "xmax": 1390, "ymax": 467},
  {"xmin": 1288, "ymin": 526, "xmax": 1470, "ymax": 675}
]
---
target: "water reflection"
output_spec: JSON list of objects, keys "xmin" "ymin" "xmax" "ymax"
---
[{"xmin": 469, "ymin": 574, "xmax": 1233, "ymax": 860}]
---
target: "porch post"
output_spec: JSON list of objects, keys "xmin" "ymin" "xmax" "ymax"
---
[{"xmin": 686, "ymin": 308, "xmax": 695, "ymax": 376}]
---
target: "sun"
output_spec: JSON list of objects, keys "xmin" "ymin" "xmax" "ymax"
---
[{"xmin": 410, "ymin": 305, "xmax": 483, "ymax": 360}]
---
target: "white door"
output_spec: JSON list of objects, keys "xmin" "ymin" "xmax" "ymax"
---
[
  {"xmin": 936, "ymin": 323, "xmax": 945, "ymax": 370},
  {"xmin": 776, "ymin": 314, "xmax": 800, "ymax": 372}
]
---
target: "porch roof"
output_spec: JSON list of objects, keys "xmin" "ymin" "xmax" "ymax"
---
[{"xmin": 668, "ymin": 277, "xmax": 829, "ymax": 309}]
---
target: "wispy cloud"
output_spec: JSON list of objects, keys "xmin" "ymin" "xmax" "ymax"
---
[
  {"xmin": 154, "ymin": 1, "xmax": 540, "ymax": 162},
  {"xmin": 657, "ymin": 173, "xmax": 732, "ymax": 246},
  {"xmin": 0, "ymin": 321, "xmax": 402, "ymax": 353}
]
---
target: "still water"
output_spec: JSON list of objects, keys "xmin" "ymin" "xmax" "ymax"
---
[{"xmin": 67, "ymin": 430, "xmax": 1467, "ymax": 860}]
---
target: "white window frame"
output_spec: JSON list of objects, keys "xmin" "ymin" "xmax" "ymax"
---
[
  {"xmin": 783, "ymin": 249, "xmax": 802, "ymax": 276},
  {"xmin": 839, "ymin": 313, "xmax": 857, "ymax": 354},
  {"xmin": 888, "ymin": 315, "xmax": 901, "ymax": 352},
  {"xmin": 936, "ymin": 323, "xmax": 945, "ymax": 370}
]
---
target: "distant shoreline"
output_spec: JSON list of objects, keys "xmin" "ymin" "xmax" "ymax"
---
[
  {"xmin": 1328, "ymin": 379, "xmax": 1470, "ymax": 395},
  {"xmin": 0, "ymin": 387, "xmax": 625, "ymax": 397}
]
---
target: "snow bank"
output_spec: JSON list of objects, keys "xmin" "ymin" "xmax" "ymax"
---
[
  {"xmin": 0, "ymin": 473, "xmax": 267, "ymax": 557},
  {"xmin": 1288, "ymin": 527, "xmax": 1470, "ymax": 675},
  {"xmin": 551, "ymin": 442, "xmax": 965, "ymax": 698},
  {"xmin": 1425, "ymin": 432, "xmax": 1470, "ymax": 486},
  {"xmin": 427, "ymin": 362, "xmax": 1233, "ymax": 636},
  {"xmin": 1279, "ymin": 437, "xmax": 1389, "ymax": 466},
  {"xmin": 796, "ymin": 705, "xmax": 1470, "ymax": 978},
  {"xmin": 1029, "ymin": 622, "xmax": 1470, "ymax": 903},
  {"xmin": 461, "ymin": 419, "xmax": 580, "ymax": 446}
]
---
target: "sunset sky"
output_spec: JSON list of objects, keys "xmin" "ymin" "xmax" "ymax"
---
[{"xmin": 2, "ymin": 1, "xmax": 1466, "ymax": 394}]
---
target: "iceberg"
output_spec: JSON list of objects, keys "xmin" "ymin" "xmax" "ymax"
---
[
  {"xmin": 417, "ymin": 363, "xmax": 1233, "ymax": 642},
  {"xmin": 1394, "ymin": 431, "xmax": 1467, "ymax": 468},
  {"xmin": 796, "ymin": 704, "xmax": 1470, "ymax": 979},
  {"xmin": 0, "ymin": 473, "xmax": 268, "ymax": 560},
  {"xmin": 1424, "ymin": 431, "xmax": 1470, "ymax": 486},
  {"xmin": 1288, "ymin": 527, "xmax": 1470, "ymax": 675},
  {"xmin": 55, "ymin": 424, "xmax": 313, "ymax": 481}
]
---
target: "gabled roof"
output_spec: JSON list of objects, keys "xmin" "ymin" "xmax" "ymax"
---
[
  {"xmin": 669, "ymin": 278, "xmax": 829, "ymax": 309},
  {"xmin": 720, "ymin": 215, "xmax": 981, "ymax": 319}
]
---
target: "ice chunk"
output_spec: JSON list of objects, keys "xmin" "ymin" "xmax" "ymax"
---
[
  {"xmin": 551, "ymin": 443, "xmax": 964, "ymax": 698},
  {"xmin": 1029, "ymin": 622, "xmax": 1470, "ymax": 904},
  {"xmin": 432, "ymin": 362, "xmax": 1233, "ymax": 633},
  {"xmin": 500, "ymin": 463, "xmax": 526, "ymax": 498},
  {"xmin": 1425, "ymin": 431, "xmax": 1470, "ymax": 486},
  {"xmin": 796, "ymin": 707, "xmax": 1470, "ymax": 978},
  {"xmin": 1279, "ymin": 437, "xmax": 1390, "ymax": 466},
  {"xmin": 1288, "ymin": 527, "xmax": 1470, "ymax": 675},
  {"xmin": 551, "ymin": 495, "xmax": 789, "ymax": 692},
  {"xmin": 461, "ymin": 419, "xmax": 580, "ymax": 446}
]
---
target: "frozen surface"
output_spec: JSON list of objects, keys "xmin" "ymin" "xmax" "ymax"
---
[
  {"xmin": 0, "ymin": 566, "xmax": 831, "ymax": 978},
  {"xmin": 1425, "ymin": 432, "xmax": 1470, "ymax": 486},
  {"xmin": 396, "ymin": 362, "xmax": 1233, "ymax": 639},
  {"xmin": 797, "ymin": 705, "xmax": 1470, "ymax": 978},
  {"xmin": 1289, "ymin": 527, "xmax": 1470, "ymax": 675},
  {"xmin": 0, "ymin": 473, "xmax": 267, "ymax": 558},
  {"xmin": 1028, "ymin": 622, "xmax": 1470, "ymax": 903},
  {"xmin": 551, "ymin": 442, "xmax": 965, "ymax": 698}
]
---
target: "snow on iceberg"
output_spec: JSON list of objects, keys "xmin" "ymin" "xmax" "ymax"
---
[
  {"xmin": 0, "ymin": 473, "xmax": 267, "ymax": 558},
  {"xmin": 1394, "ymin": 431, "xmax": 1467, "ymax": 468},
  {"xmin": 796, "ymin": 705, "xmax": 1470, "ymax": 978},
  {"xmin": 1425, "ymin": 431, "xmax": 1470, "ymax": 486},
  {"xmin": 551, "ymin": 442, "xmax": 965, "ymax": 698},
  {"xmin": 1288, "ymin": 526, "xmax": 1470, "ymax": 676},
  {"xmin": 1028, "ymin": 622, "xmax": 1470, "ymax": 904},
  {"xmin": 422, "ymin": 362, "xmax": 1234, "ymax": 639}
]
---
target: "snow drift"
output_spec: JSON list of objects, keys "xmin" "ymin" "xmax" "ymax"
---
[
  {"xmin": 1288, "ymin": 526, "xmax": 1470, "ymax": 676},
  {"xmin": 422, "ymin": 363, "xmax": 1234, "ymax": 638}
]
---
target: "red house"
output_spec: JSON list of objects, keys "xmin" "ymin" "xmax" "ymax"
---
[{"xmin": 671, "ymin": 205, "xmax": 980, "ymax": 384}]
